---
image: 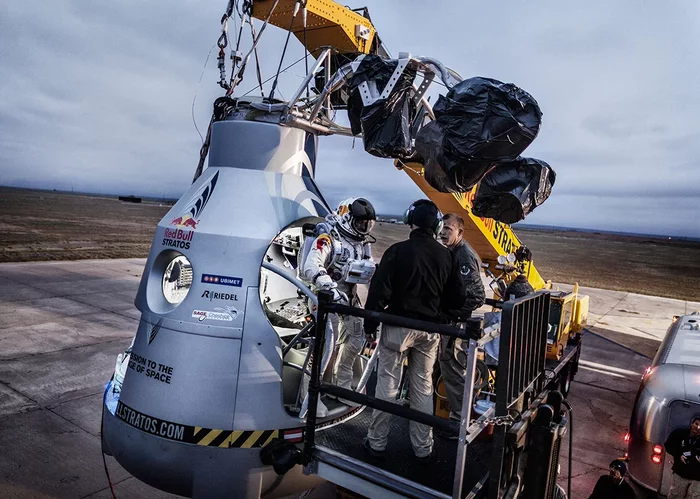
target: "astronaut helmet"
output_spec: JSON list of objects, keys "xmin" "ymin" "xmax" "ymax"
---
[{"xmin": 336, "ymin": 198, "xmax": 376, "ymax": 240}]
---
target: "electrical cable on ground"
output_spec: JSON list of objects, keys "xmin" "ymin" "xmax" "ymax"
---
[
  {"xmin": 562, "ymin": 399, "xmax": 573, "ymax": 499},
  {"xmin": 100, "ymin": 384, "xmax": 117, "ymax": 499}
]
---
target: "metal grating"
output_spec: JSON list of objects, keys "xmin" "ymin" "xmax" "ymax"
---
[
  {"xmin": 488, "ymin": 291, "xmax": 551, "ymax": 499},
  {"xmin": 315, "ymin": 404, "xmax": 493, "ymax": 496},
  {"xmin": 496, "ymin": 291, "xmax": 550, "ymax": 413}
]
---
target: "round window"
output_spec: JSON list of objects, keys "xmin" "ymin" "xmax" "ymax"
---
[{"xmin": 162, "ymin": 254, "xmax": 193, "ymax": 305}]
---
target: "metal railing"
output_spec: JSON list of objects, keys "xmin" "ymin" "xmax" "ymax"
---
[
  {"xmin": 302, "ymin": 290, "xmax": 487, "ymax": 499},
  {"xmin": 300, "ymin": 289, "xmax": 551, "ymax": 499}
]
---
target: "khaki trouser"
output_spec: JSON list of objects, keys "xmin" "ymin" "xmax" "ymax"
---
[
  {"xmin": 332, "ymin": 314, "xmax": 364, "ymax": 390},
  {"xmin": 439, "ymin": 336, "xmax": 468, "ymax": 420},
  {"xmin": 366, "ymin": 325, "xmax": 440, "ymax": 458},
  {"xmin": 669, "ymin": 474, "xmax": 700, "ymax": 499}
]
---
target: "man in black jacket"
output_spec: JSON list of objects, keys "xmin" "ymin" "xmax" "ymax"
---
[
  {"xmin": 437, "ymin": 213, "xmax": 486, "ymax": 423},
  {"xmin": 665, "ymin": 416, "xmax": 700, "ymax": 498},
  {"xmin": 363, "ymin": 200, "xmax": 467, "ymax": 461},
  {"xmin": 588, "ymin": 459, "xmax": 636, "ymax": 499}
]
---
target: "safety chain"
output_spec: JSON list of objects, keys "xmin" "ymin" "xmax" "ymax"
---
[{"xmin": 468, "ymin": 414, "xmax": 515, "ymax": 427}]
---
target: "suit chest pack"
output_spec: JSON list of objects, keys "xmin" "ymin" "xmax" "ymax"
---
[{"xmin": 299, "ymin": 221, "xmax": 375, "ymax": 285}]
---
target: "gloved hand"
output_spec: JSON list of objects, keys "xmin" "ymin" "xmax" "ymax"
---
[
  {"xmin": 332, "ymin": 289, "xmax": 349, "ymax": 304},
  {"xmin": 315, "ymin": 273, "xmax": 335, "ymax": 291}
]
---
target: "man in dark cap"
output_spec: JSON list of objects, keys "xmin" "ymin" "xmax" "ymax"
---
[
  {"xmin": 363, "ymin": 199, "xmax": 467, "ymax": 462},
  {"xmin": 665, "ymin": 416, "xmax": 700, "ymax": 498},
  {"xmin": 588, "ymin": 459, "xmax": 636, "ymax": 498}
]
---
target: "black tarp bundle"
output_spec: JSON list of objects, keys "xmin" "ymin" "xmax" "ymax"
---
[
  {"xmin": 472, "ymin": 157, "xmax": 556, "ymax": 224},
  {"xmin": 415, "ymin": 121, "xmax": 466, "ymax": 193},
  {"xmin": 417, "ymin": 76, "xmax": 543, "ymax": 192},
  {"xmin": 347, "ymin": 55, "xmax": 417, "ymax": 158}
]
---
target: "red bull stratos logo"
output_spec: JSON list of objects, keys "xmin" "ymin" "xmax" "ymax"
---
[{"xmin": 162, "ymin": 171, "xmax": 219, "ymax": 250}]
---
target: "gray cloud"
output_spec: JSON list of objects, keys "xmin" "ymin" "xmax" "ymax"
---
[{"xmin": 1, "ymin": 0, "xmax": 699, "ymax": 236}]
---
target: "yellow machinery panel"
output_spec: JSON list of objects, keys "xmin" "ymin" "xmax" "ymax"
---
[
  {"xmin": 546, "ymin": 291, "xmax": 575, "ymax": 360},
  {"xmin": 401, "ymin": 162, "xmax": 547, "ymax": 291},
  {"xmin": 546, "ymin": 284, "xmax": 589, "ymax": 360},
  {"xmin": 434, "ymin": 378, "xmax": 451, "ymax": 419},
  {"xmin": 252, "ymin": 0, "xmax": 376, "ymax": 54},
  {"xmin": 572, "ymin": 294, "xmax": 589, "ymax": 333}
]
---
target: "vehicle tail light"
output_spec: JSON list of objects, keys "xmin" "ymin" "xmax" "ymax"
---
[
  {"xmin": 653, "ymin": 444, "xmax": 663, "ymax": 454},
  {"xmin": 652, "ymin": 454, "xmax": 662, "ymax": 464}
]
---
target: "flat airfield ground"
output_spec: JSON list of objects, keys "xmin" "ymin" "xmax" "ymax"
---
[{"xmin": 1, "ymin": 187, "xmax": 699, "ymax": 301}]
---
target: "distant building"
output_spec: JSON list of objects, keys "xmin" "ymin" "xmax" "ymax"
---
[{"xmin": 118, "ymin": 195, "xmax": 142, "ymax": 203}]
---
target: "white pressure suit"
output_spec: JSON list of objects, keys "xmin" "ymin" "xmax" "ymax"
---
[{"xmin": 301, "ymin": 217, "xmax": 375, "ymax": 397}]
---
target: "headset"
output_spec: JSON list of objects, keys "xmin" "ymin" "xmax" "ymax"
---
[{"xmin": 403, "ymin": 199, "xmax": 444, "ymax": 236}]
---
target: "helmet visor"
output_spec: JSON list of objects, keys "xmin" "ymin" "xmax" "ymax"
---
[{"xmin": 352, "ymin": 218, "xmax": 375, "ymax": 235}]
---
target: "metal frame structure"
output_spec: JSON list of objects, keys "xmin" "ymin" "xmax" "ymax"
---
[
  {"xmin": 278, "ymin": 49, "xmax": 460, "ymax": 138},
  {"xmin": 297, "ymin": 290, "xmax": 553, "ymax": 499}
]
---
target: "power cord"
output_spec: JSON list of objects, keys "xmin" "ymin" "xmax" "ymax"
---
[
  {"xmin": 562, "ymin": 399, "xmax": 573, "ymax": 499},
  {"xmin": 100, "ymin": 380, "xmax": 117, "ymax": 499}
]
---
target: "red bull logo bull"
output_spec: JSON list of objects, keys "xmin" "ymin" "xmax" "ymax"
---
[{"xmin": 170, "ymin": 215, "xmax": 198, "ymax": 230}]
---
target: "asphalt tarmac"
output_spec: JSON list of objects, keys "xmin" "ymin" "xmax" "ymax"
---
[{"xmin": 0, "ymin": 259, "xmax": 698, "ymax": 498}]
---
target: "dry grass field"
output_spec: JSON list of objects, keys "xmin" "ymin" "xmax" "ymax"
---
[
  {"xmin": 1, "ymin": 187, "xmax": 698, "ymax": 300},
  {"xmin": 0, "ymin": 187, "xmax": 171, "ymax": 262}
]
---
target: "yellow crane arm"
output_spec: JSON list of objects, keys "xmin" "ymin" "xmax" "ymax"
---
[{"xmin": 252, "ymin": 0, "xmax": 376, "ymax": 54}]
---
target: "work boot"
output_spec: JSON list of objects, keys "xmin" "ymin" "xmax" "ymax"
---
[
  {"xmin": 435, "ymin": 417, "xmax": 460, "ymax": 441},
  {"xmin": 362, "ymin": 438, "xmax": 385, "ymax": 459},
  {"xmin": 435, "ymin": 427, "xmax": 459, "ymax": 441}
]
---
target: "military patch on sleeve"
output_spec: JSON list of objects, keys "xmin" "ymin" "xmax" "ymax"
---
[
  {"xmin": 460, "ymin": 264, "xmax": 471, "ymax": 277},
  {"xmin": 316, "ymin": 234, "xmax": 332, "ymax": 250}
]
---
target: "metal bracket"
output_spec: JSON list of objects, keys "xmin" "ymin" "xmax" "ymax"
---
[
  {"xmin": 303, "ymin": 459, "xmax": 319, "ymax": 475},
  {"xmin": 378, "ymin": 56, "xmax": 411, "ymax": 101},
  {"xmin": 355, "ymin": 53, "xmax": 413, "ymax": 107},
  {"xmin": 413, "ymin": 69, "xmax": 435, "ymax": 104}
]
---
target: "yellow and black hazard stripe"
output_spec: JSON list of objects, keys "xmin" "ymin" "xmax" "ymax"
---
[
  {"xmin": 191, "ymin": 428, "xmax": 280, "ymax": 448},
  {"xmin": 115, "ymin": 400, "xmax": 361, "ymax": 449},
  {"xmin": 115, "ymin": 401, "xmax": 282, "ymax": 448}
]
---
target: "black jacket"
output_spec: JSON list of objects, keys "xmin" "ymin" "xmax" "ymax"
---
[
  {"xmin": 664, "ymin": 428, "xmax": 700, "ymax": 479},
  {"xmin": 588, "ymin": 475, "xmax": 636, "ymax": 499},
  {"xmin": 364, "ymin": 228, "xmax": 467, "ymax": 335},
  {"xmin": 446, "ymin": 239, "xmax": 486, "ymax": 319}
]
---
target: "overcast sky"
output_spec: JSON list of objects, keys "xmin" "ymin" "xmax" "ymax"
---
[{"xmin": 2, "ymin": 1, "xmax": 699, "ymax": 237}]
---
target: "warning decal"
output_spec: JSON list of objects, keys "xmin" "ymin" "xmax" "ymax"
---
[{"xmin": 115, "ymin": 401, "xmax": 279, "ymax": 448}]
